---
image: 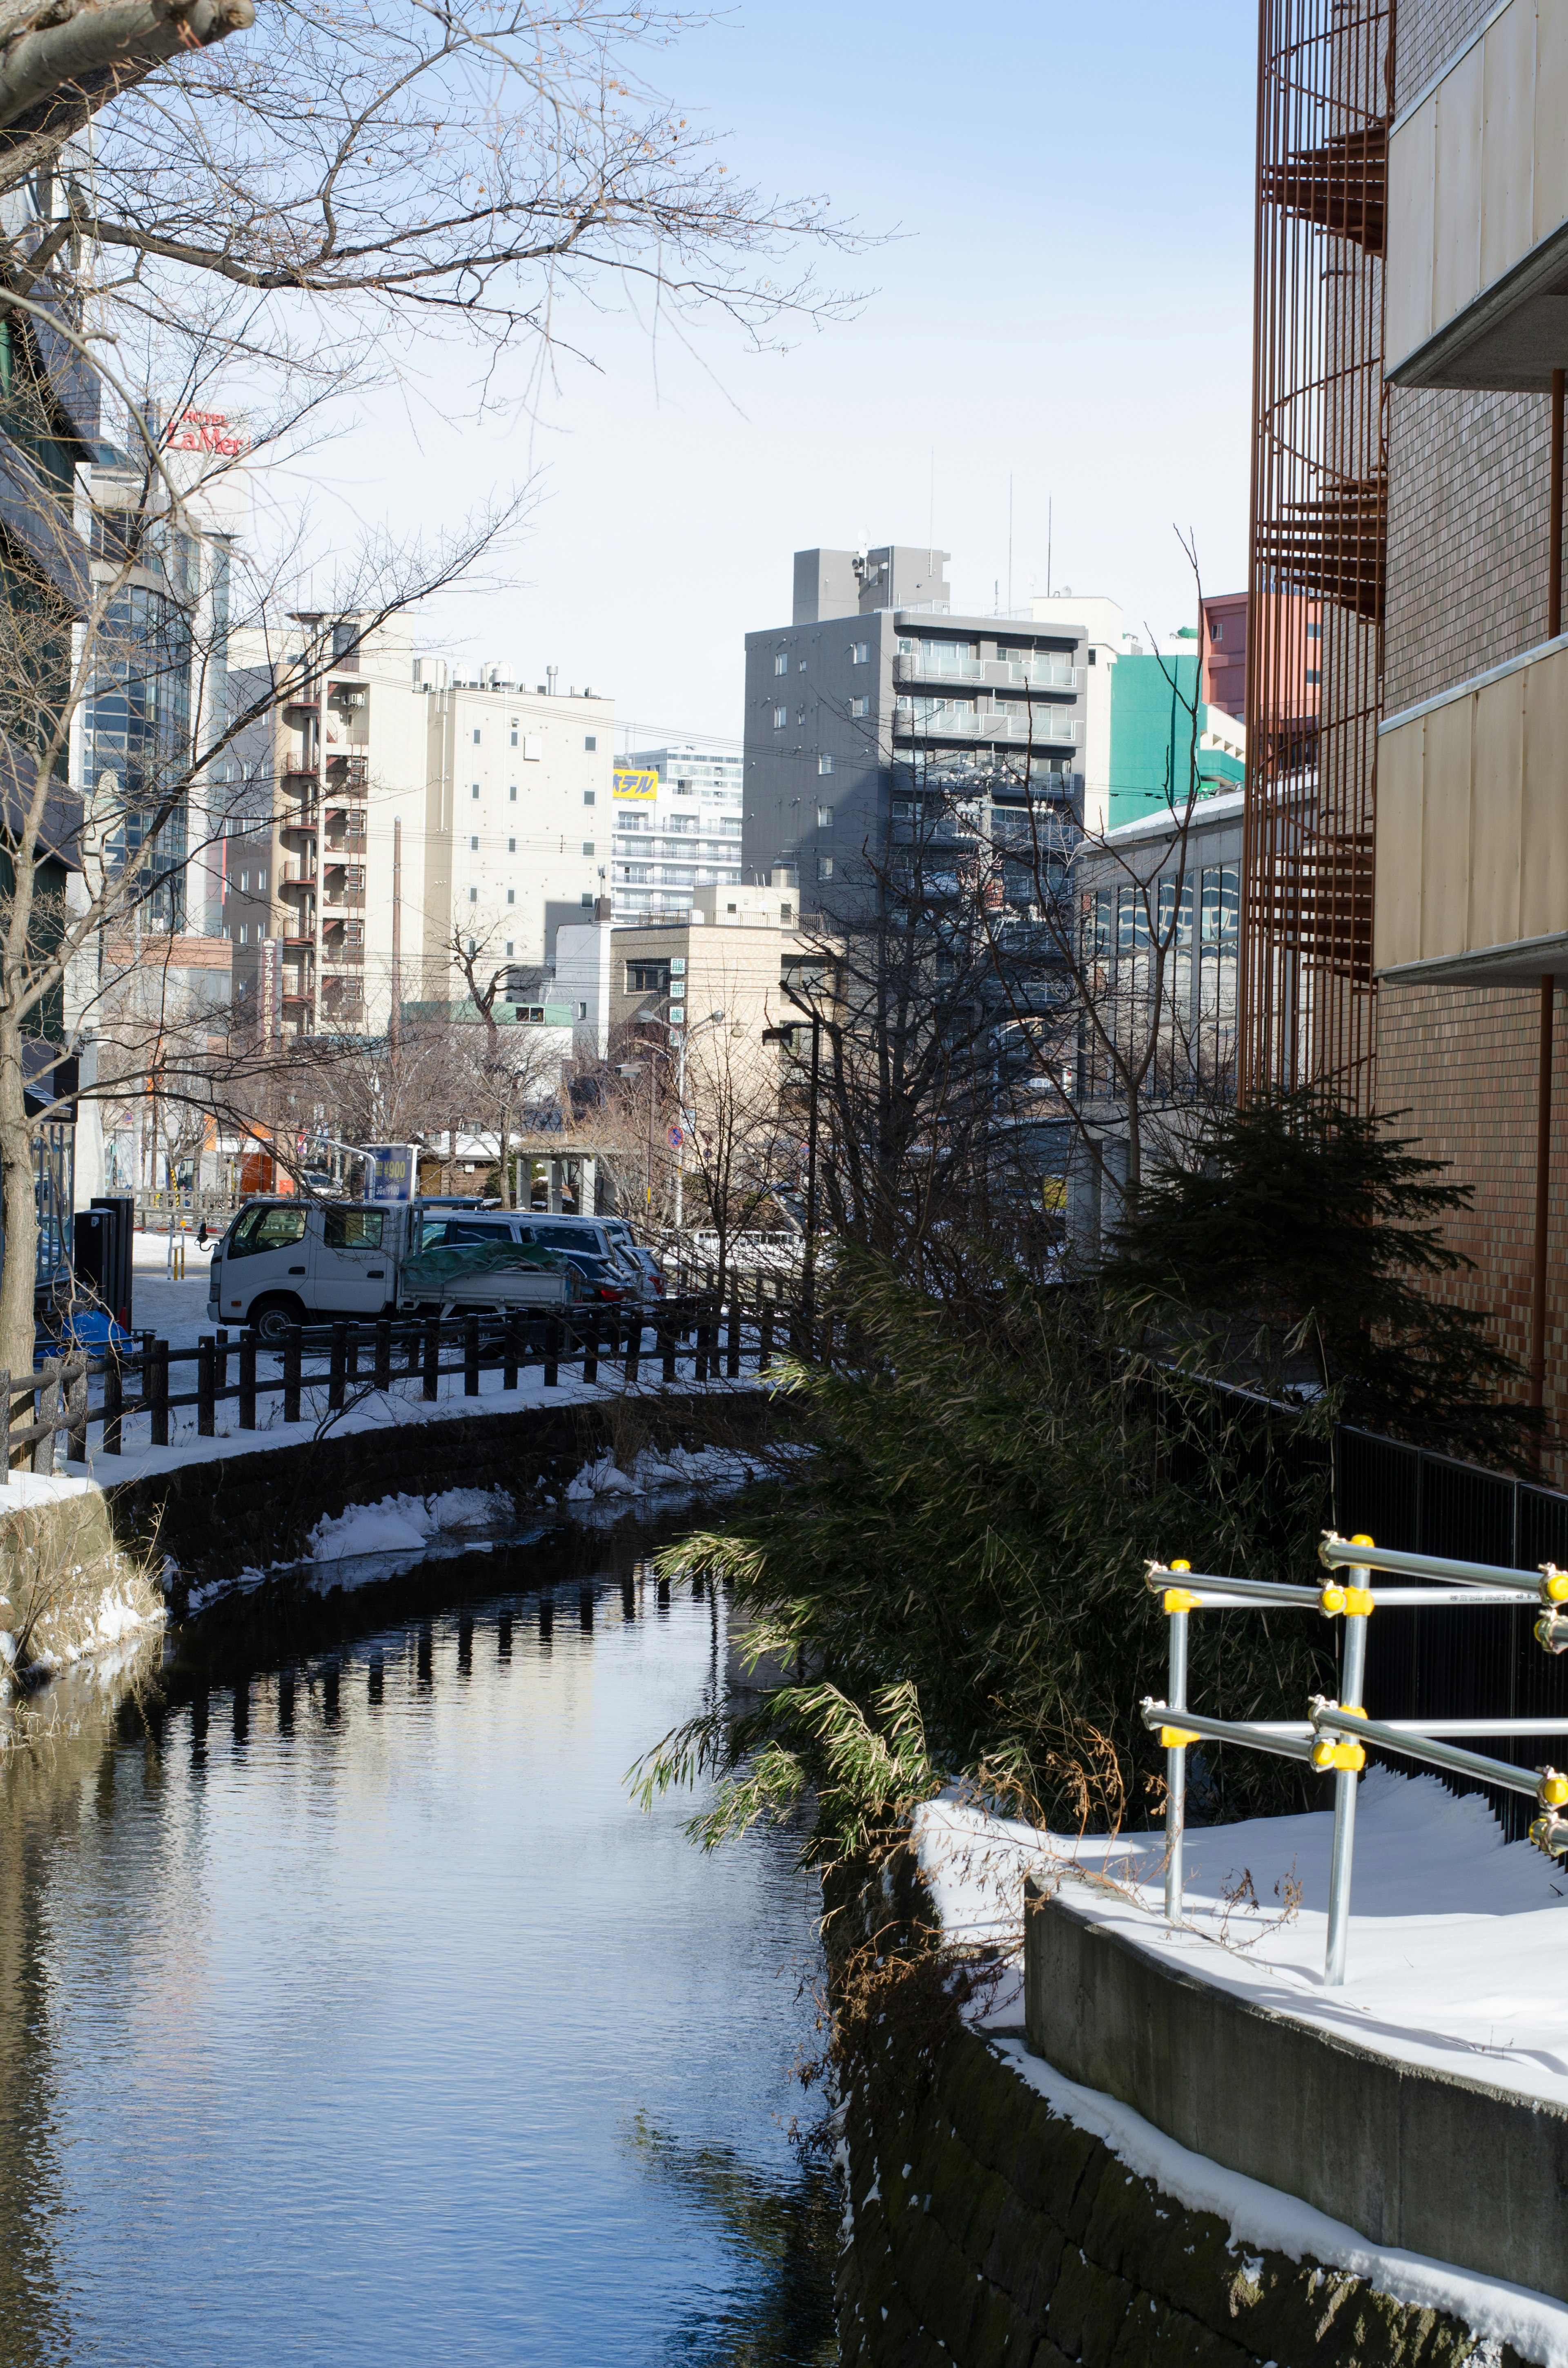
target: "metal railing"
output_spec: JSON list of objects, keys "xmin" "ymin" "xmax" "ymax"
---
[
  {"xmin": 7, "ymin": 1280, "xmax": 820, "ymax": 1476},
  {"xmin": 1140, "ymin": 1529, "xmax": 1568, "ymax": 1985}
]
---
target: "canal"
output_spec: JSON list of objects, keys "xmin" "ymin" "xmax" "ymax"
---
[{"xmin": 0, "ymin": 1513, "xmax": 836, "ymax": 2365}]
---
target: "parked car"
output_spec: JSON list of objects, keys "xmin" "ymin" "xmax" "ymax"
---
[{"xmin": 600, "ymin": 1218, "xmax": 665, "ymax": 1301}]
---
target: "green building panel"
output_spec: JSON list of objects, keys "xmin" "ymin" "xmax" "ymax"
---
[{"xmin": 1107, "ymin": 653, "xmax": 1243, "ymax": 830}]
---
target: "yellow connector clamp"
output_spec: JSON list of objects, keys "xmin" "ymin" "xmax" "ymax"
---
[
  {"xmin": 1542, "ymin": 1565, "xmax": 1568, "ymax": 1604},
  {"xmin": 1311, "ymin": 1738, "xmax": 1366, "ymax": 1772},
  {"xmin": 1538, "ymin": 1768, "xmax": 1568, "ymax": 1808},
  {"xmin": 1319, "ymin": 1583, "xmax": 1374, "ymax": 1617},
  {"xmin": 1160, "ymin": 1726, "xmax": 1200, "ymax": 1749},
  {"xmin": 1163, "ymin": 1588, "xmax": 1200, "ymax": 1614}
]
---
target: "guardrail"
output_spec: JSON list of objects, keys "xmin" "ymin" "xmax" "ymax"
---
[
  {"xmin": 3, "ymin": 1284, "xmax": 819, "ymax": 1476},
  {"xmin": 1140, "ymin": 1529, "xmax": 1568, "ymax": 1984}
]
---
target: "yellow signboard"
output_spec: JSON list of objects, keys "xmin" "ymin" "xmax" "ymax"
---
[{"xmin": 613, "ymin": 769, "xmax": 659, "ymax": 801}]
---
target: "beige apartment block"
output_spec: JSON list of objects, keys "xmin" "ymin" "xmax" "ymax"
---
[
  {"xmin": 557, "ymin": 876, "xmax": 813, "ymax": 1074},
  {"xmin": 227, "ymin": 622, "xmax": 612, "ymax": 1036}
]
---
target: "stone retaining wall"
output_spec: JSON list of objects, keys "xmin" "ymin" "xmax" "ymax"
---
[{"xmin": 837, "ymin": 2022, "xmax": 1493, "ymax": 2368}]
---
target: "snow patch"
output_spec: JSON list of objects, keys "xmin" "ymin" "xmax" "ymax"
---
[{"xmin": 308, "ymin": 1486, "xmax": 511, "ymax": 1562}]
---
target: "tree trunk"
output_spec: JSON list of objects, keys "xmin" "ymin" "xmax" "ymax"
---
[{"xmin": 0, "ymin": 1005, "xmax": 38, "ymax": 1400}]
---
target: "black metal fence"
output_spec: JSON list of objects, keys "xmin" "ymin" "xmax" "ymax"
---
[{"xmin": 4, "ymin": 1289, "xmax": 799, "ymax": 1476}]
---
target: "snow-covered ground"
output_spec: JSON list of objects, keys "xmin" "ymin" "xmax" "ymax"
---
[
  {"xmin": 130, "ymin": 1226, "xmax": 216, "ymax": 1347},
  {"xmin": 914, "ymin": 1774, "xmax": 1568, "ymax": 2363},
  {"xmin": 915, "ymin": 1771, "xmax": 1568, "ymax": 2110}
]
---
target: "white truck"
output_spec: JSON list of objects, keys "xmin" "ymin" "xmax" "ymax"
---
[{"xmin": 205, "ymin": 1199, "xmax": 586, "ymax": 1342}]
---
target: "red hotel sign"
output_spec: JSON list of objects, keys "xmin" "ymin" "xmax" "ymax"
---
[{"xmin": 165, "ymin": 408, "xmax": 250, "ymax": 457}]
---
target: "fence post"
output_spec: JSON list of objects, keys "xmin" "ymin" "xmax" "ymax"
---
[
  {"xmin": 464, "ymin": 1313, "xmax": 480, "ymax": 1397},
  {"xmin": 544, "ymin": 1316, "xmax": 561, "ymax": 1387},
  {"xmin": 239, "ymin": 1334, "xmax": 257, "ymax": 1430},
  {"xmin": 726, "ymin": 1291, "xmax": 741, "ymax": 1380},
  {"xmin": 216, "ymin": 1328, "xmax": 229, "ymax": 1404},
  {"xmin": 374, "ymin": 1318, "xmax": 392, "ymax": 1394},
  {"xmin": 759, "ymin": 1303, "xmax": 773, "ymax": 1374},
  {"xmin": 283, "ymin": 1329, "xmax": 301, "ymax": 1425},
  {"xmin": 660, "ymin": 1316, "xmax": 676, "ymax": 1385},
  {"xmin": 624, "ymin": 1313, "xmax": 641, "ymax": 1386},
  {"xmin": 103, "ymin": 1345, "xmax": 123, "ymax": 1456},
  {"xmin": 150, "ymin": 1340, "xmax": 170, "ymax": 1449},
  {"xmin": 329, "ymin": 1320, "xmax": 347, "ymax": 1413},
  {"xmin": 582, "ymin": 1311, "xmax": 599, "ymax": 1387},
  {"xmin": 346, "ymin": 1324, "xmax": 360, "ymax": 1388},
  {"xmin": 31, "ymin": 1357, "xmax": 56, "ymax": 1476},
  {"xmin": 423, "ymin": 1313, "xmax": 440, "ymax": 1402},
  {"xmin": 1324, "ymin": 1549, "xmax": 1372, "ymax": 1987},
  {"xmin": 67, "ymin": 1354, "xmax": 88, "ymax": 1463},
  {"xmin": 503, "ymin": 1313, "xmax": 519, "ymax": 1391},
  {"xmin": 198, "ymin": 1337, "xmax": 216, "ymax": 1438}
]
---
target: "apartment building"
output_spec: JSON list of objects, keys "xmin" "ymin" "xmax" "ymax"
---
[
  {"xmin": 742, "ymin": 543, "xmax": 1088, "ymax": 902},
  {"xmin": 612, "ymin": 742, "xmax": 744, "ymax": 920},
  {"xmin": 557, "ymin": 874, "xmax": 804, "ymax": 1061},
  {"xmin": 1368, "ymin": 0, "xmax": 1568, "ymax": 1425},
  {"xmin": 228, "ymin": 623, "xmax": 611, "ymax": 1035}
]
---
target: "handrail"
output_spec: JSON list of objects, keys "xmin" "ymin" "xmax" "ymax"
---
[{"xmin": 1146, "ymin": 1530, "xmax": 1568, "ymax": 1986}]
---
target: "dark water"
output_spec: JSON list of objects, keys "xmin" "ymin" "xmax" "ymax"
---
[{"xmin": 0, "ymin": 1526, "xmax": 837, "ymax": 2366}]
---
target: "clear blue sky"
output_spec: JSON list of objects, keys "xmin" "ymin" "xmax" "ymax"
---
[{"xmin": 287, "ymin": 1, "xmax": 1259, "ymax": 746}]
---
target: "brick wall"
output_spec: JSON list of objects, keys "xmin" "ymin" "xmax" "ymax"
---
[{"xmin": 1377, "ymin": 981, "xmax": 1568, "ymax": 1453}]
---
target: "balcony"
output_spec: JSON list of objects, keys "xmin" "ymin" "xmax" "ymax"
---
[
  {"xmin": 323, "ymin": 889, "xmax": 365, "ymax": 911},
  {"xmin": 324, "ymin": 754, "xmax": 368, "ymax": 785},
  {"xmin": 281, "ymin": 811, "xmax": 318, "ymax": 840},
  {"xmin": 893, "ymin": 653, "xmax": 1080, "ymax": 691},
  {"xmin": 282, "ymin": 932, "xmax": 315, "ymax": 952},
  {"xmin": 1386, "ymin": 0, "xmax": 1568, "ymax": 389},
  {"xmin": 1375, "ymin": 638, "xmax": 1568, "ymax": 981},
  {"xmin": 280, "ymin": 864, "xmax": 316, "ymax": 888},
  {"xmin": 894, "ymin": 704, "xmax": 1078, "ymax": 746}
]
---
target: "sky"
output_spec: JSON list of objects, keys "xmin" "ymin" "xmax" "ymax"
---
[{"xmin": 281, "ymin": 1, "xmax": 1259, "ymax": 753}]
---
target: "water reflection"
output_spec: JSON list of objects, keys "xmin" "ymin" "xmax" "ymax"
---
[{"xmin": 0, "ymin": 1521, "xmax": 833, "ymax": 2366}]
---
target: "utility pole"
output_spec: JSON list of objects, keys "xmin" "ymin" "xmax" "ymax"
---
[{"xmin": 390, "ymin": 815, "xmax": 402, "ymax": 1056}]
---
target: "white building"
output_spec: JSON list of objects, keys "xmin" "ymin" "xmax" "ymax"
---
[
  {"xmin": 612, "ymin": 741, "xmax": 744, "ymax": 921},
  {"xmin": 229, "ymin": 622, "xmax": 614, "ymax": 1037}
]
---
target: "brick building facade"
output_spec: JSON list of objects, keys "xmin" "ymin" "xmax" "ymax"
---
[{"xmin": 1364, "ymin": 0, "xmax": 1568, "ymax": 1448}]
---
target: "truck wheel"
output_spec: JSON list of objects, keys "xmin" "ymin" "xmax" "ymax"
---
[{"xmin": 250, "ymin": 1294, "xmax": 305, "ymax": 1345}]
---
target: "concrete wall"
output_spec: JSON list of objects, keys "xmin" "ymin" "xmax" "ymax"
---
[
  {"xmin": 1024, "ymin": 1881, "xmax": 1568, "ymax": 2303},
  {"xmin": 840, "ymin": 2018, "xmax": 1484, "ymax": 2368}
]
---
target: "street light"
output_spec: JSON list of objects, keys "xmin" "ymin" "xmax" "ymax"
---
[
  {"xmin": 672, "ymin": 1009, "xmax": 725, "ymax": 1242},
  {"xmin": 763, "ymin": 1013, "xmax": 822, "ymax": 1332},
  {"xmin": 616, "ymin": 1060, "xmax": 658, "ymax": 1217}
]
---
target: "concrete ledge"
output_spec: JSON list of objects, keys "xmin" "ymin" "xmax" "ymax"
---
[{"xmin": 1024, "ymin": 1878, "xmax": 1568, "ymax": 2301}]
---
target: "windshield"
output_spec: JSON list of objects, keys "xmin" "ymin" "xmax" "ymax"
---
[{"xmin": 227, "ymin": 1205, "xmax": 309, "ymax": 1260}]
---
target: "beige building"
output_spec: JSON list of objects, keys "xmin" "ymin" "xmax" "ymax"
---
[
  {"xmin": 227, "ymin": 620, "xmax": 614, "ymax": 1036},
  {"xmin": 556, "ymin": 875, "xmax": 810, "ymax": 1066}
]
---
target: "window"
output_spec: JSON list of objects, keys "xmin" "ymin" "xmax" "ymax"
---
[
  {"xmin": 773, "ymin": 705, "xmax": 788, "ymax": 730},
  {"xmin": 471, "ymin": 783, "xmax": 480, "ymax": 800},
  {"xmin": 583, "ymin": 790, "xmax": 595, "ymax": 806},
  {"xmin": 325, "ymin": 1208, "xmax": 384, "ymax": 1249},
  {"xmin": 523, "ymin": 737, "xmax": 541, "ymax": 761},
  {"xmin": 780, "ymin": 901, "xmax": 793, "ymax": 921},
  {"xmin": 237, "ymin": 923, "xmax": 247, "ymax": 945},
  {"xmin": 626, "ymin": 961, "xmax": 671, "ymax": 992},
  {"xmin": 817, "ymin": 803, "xmax": 833, "ymax": 829},
  {"xmin": 797, "ymin": 657, "xmax": 808, "ymax": 673},
  {"xmin": 238, "ymin": 871, "xmax": 249, "ymax": 893},
  {"xmin": 468, "ymin": 887, "xmax": 478, "ymax": 903},
  {"xmin": 472, "ymin": 727, "xmax": 482, "ymax": 745},
  {"xmin": 851, "ymin": 641, "xmax": 869, "ymax": 664},
  {"xmin": 850, "ymin": 696, "xmax": 869, "ymax": 719},
  {"xmin": 227, "ymin": 1204, "xmax": 308, "ymax": 1259},
  {"xmin": 578, "ymin": 1001, "xmax": 588, "ymax": 1019},
  {"xmin": 1306, "ymin": 669, "xmax": 1322, "ymax": 685},
  {"xmin": 580, "ymin": 891, "xmax": 593, "ymax": 907},
  {"xmin": 1307, "ymin": 620, "xmax": 1321, "ymax": 640},
  {"xmin": 818, "ymin": 753, "xmax": 834, "ymax": 776},
  {"xmin": 470, "ymin": 834, "xmax": 479, "ymax": 850},
  {"xmin": 508, "ymin": 836, "xmax": 516, "ymax": 852},
  {"xmin": 585, "ymin": 735, "xmax": 597, "ymax": 751},
  {"xmin": 582, "ymin": 840, "xmax": 595, "ymax": 856},
  {"xmin": 817, "ymin": 855, "xmax": 834, "ymax": 881},
  {"xmin": 510, "ymin": 724, "xmax": 519, "ymax": 746},
  {"xmin": 505, "ymin": 940, "xmax": 514, "ymax": 956},
  {"xmin": 1212, "ymin": 622, "xmax": 1224, "ymax": 645},
  {"xmin": 773, "ymin": 651, "xmax": 789, "ymax": 676},
  {"xmin": 507, "ymin": 889, "xmax": 514, "ymax": 905}
]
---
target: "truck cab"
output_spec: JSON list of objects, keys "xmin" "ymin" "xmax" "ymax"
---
[{"xmin": 207, "ymin": 1200, "xmax": 404, "ymax": 1341}]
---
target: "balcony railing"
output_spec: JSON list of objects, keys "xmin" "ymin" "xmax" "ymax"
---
[
  {"xmin": 281, "ymin": 811, "xmax": 318, "ymax": 837},
  {"xmin": 895, "ymin": 705, "xmax": 1078, "ymax": 745},
  {"xmin": 280, "ymin": 864, "xmax": 316, "ymax": 888},
  {"xmin": 325, "ymin": 754, "xmax": 369, "ymax": 785},
  {"xmin": 893, "ymin": 653, "xmax": 1080, "ymax": 691}
]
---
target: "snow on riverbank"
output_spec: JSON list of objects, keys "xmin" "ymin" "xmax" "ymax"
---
[
  {"xmin": 309, "ymin": 1487, "xmax": 512, "ymax": 1561},
  {"xmin": 913, "ymin": 1775, "xmax": 1568, "ymax": 2364},
  {"xmin": 913, "ymin": 1770, "xmax": 1568, "ymax": 2109},
  {"xmin": 563, "ymin": 1443, "xmax": 775, "ymax": 1503}
]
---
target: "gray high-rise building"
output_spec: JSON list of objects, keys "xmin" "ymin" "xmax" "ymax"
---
[{"xmin": 742, "ymin": 543, "xmax": 1087, "ymax": 908}]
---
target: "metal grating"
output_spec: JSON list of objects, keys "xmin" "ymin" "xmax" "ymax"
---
[{"xmin": 1240, "ymin": 0, "xmax": 1391, "ymax": 1109}]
